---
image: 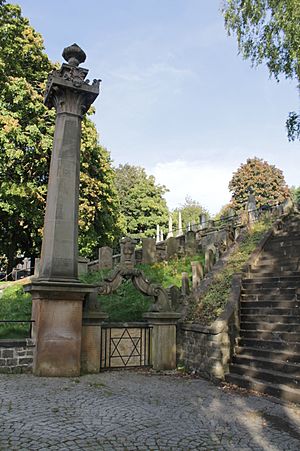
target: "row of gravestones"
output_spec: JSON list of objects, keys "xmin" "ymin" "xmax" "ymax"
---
[{"xmin": 86, "ymin": 227, "xmax": 235, "ymax": 273}]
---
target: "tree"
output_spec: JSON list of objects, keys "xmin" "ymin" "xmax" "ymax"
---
[
  {"xmin": 228, "ymin": 157, "xmax": 290, "ymax": 210},
  {"xmin": 172, "ymin": 195, "xmax": 209, "ymax": 230},
  {"xmin": 115, "ymin": 164, "xmax": 169, "ymax": 239},
  {"xmin": 291, "ymin": 186, "xmax": 300, "ymax": 206},
  {"xmin": 222, "ymin": 0, "xmax": 300, "ymax": 140},
  {"xmin": 0, "ymin": 1, "xmax": 121, "ymax": 273}
]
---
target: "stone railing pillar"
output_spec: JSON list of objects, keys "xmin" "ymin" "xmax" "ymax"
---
[
  {"xmin": 81, "ymin": 311, "xmax": 108, "ymax": 374},
  {"xmin": 143, "ymin": 312, "xmax": 181, "ymax": 370}
]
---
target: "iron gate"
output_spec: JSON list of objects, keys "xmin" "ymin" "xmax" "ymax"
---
[{"xmin": 100, "ymin": 323, "xmax": 152, "ymax": 370}]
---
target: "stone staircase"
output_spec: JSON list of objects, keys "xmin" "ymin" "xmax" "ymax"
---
[{"xmin": 226, "ymin": 213, "xmax": 300, "ymax": 403}]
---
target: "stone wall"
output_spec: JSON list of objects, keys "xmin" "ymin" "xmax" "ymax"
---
[
  {"xmin": 0, "ymin": 339, "xmax": 34, "ymax": 374},
  {"xmin": 176, "ymin": 275, "xmax": 241, "ymax": 381}
]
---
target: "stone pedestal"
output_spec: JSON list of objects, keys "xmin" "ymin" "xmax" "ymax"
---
[
  {"xmin": 143, "ymin": 312, "xmax": 181, "ymax": 370},
  {"xmin": 27, "ymin": 281, "xmax": 95, "ymax": 376},
  {"xmin": 81, "ymin": 311, "xmax": 108, "ymax": 374}
]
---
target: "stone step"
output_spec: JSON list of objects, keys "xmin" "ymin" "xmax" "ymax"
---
[
  {"xmin": 248, "ymin": 269, "xmax": 300, "ymax": 277},
  {"xmin": 241, "ymin": 314, "xmax": 298, "ymax": 324},
  {"xmin": 241, "ymin": 300, "xmax": 300, "ymax": 308},
  {"xmin": 240, "ymin": 329, "xmax": 300, "ymax": 342},
  {"xmin": 241, "ymin": 293, "xmax": 298, "ymax": 301},
  {"xmin": 234, "ymin": 346, "xmax": 300, "ymax": 363},
  {"xmin": 228, "ymin": 363, "xmax": 300, "ymax": 389},
  {"xmin": 243, "ymin": 276, "xmax": 300, "ymax": 284},
  {"xmin": 267, "ymin": 236, "xmax": 300, "ymax": 244},
  {"xmin": 238, "ymin": 337, "xmax": 300, "ymax": 352},
  {"xmin": 242, "ymin": 278, "xmax": 300, "ymax": 289},
  {"xmin": 241, "ymin": 306, "xmax": 300, "ymax": 315},
  {"xmin": 240, "ymin": 321, "xmax": 300, "ymax": 332},
  {"xmin": 252, "ymin": 262, "xmax": 300, "ymax": 272},
  {"xmin": 232, "ymin": 355, "xmax": 300, "ymax": 375},
  {"xmin": 225, "ymin": 373, "xmax": 300, "ymax": 403}
]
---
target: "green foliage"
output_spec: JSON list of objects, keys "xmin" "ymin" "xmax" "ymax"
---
[
  {"xmin": 0, "ymin": 1, "xmax": 122, "ymax": 270},
  {"xmin": 187, "ymin": 218, "xmax": 272, "ymax": 324},
  {"xmin": 172, "ymin": 195, "xmax": 209, "ymax": 230},
  {"xmin": 291, "ymin": 185, "xmax": 300, "ymax": 205},
  {"xmin": 0, "ymin": 284, "xmax": 31, "ymax": 338},
  {"xmin": 229, "ymin": 157, "xmax": 290, "ymax": 210},
  {"xmin": 115, "ymin": 164, "xmax": 169, "ymax": 239},
  {"xmin": 81, "ymin": 255, "xmax": 204, "ymax": 321},
  {"xmin": 222, "ymin": 0, "xmax": 300, "ymax": 140}
]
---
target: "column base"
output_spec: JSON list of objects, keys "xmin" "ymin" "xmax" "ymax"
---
[{"xmin": 24, "ymin": 280, "xmax": 95, "ymax": 377}]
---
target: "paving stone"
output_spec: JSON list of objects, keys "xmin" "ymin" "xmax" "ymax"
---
[{"xmin": 0, "ymin": 372, "xmax": 300, "ymax": 450}]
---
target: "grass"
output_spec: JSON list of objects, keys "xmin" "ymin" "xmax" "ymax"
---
[
  {"xmin": 186, "ymin": 218, "xmax": 273, "ymax": 325},
  {"xmin": 81, "ymin": 254, "xmax": 204, "ymax": 322},
  {"xmin": 0, "ymin": 285, "xmax": 32, "ymax": 339}
]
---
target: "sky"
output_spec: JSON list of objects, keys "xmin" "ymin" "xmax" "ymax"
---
[{"xmin": 15, "ymin": 0, "xmax": 299, "ymax": 215}]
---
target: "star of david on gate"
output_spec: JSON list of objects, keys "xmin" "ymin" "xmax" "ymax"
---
[{"xmin": 110, "ymin": 328, "xmax": 141, "ymax": 366}]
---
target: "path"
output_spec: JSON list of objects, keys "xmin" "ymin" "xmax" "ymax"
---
[{"xmin": 0, "ymin": 371, "xmax": 299, "ymax": 450}]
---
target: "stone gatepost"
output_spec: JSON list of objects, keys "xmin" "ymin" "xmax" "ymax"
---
[
  {"xmin": 25, "ymin": 44, "xmax": 100, "ymax": 376},
  {"xmin": 81, "ymin": 292, "xmax": 108, "ymax": 374},
  {"xmin": 143, "ymin": 312, "xmax": 181, "ymax": 370}
]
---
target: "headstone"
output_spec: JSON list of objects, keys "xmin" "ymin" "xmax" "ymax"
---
[
  {"xmin": 167, "ymin": 214, "xmax": 173, "ymax": 239},
  {"xmin": 142, "ymin": 238, "xmax": 156, "ymax": 264},
  {"xmin": 246, "ymin": 189, "xmax": 257, "ymax": 224},
  {"xmin": 98, "ymin": 246, "xmax": 113, "ymax": 270},
  {"xmin": 191, "ymin": 261, "xmax": 204, "ymax": 289},
  {"xmin": 78, "ymin": 256, "xmax": 89, "ymax": 275},
  {"xmin": 181, "ymin": 272, "xmax": 190, "ymax": 295},
  {"xmin": 160, "ymin": 230, "xmax": 164, "ymax": 242},
  {"xmin": 205, "ymin": 246, "xmax": 215, "ymax": 273},
  {"xmin": 166, "ymin": 237, "xmax": 179, "ymax": 258},
  {"xmin": 200, "ymin": 214, "xmax": 207, "ymax": 230},
  {"xmin": 185, "ymin": 231, "xmax": 197, "ymax": 256},
  {"xmin": 177, "ymin": 211, "xmax": 183, "ymax": 236}
]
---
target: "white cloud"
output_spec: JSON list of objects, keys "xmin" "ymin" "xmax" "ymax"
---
[{"xmin": 149, "ymin": 159, "xmax": 233, "ymax": 215}]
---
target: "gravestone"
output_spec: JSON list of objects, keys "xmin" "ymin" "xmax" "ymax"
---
[
  {"xmin": 166, "ymin": 237, "xmax": 179, "ymax": 258},
  {"xmin": 191, "ymin": 261, "xmax": 204, "ymax": 289},
  {"xmin": 205, "ymin": 246, "xmax": 216, "ymax": 273},
  {"xmin": 142, "ymin": 238, "xmax": 156, "ymax": 264},
  {"xmin": 185, "ymin": 231, "xmax": 197, "ymax": 256},
  {"xmin": 98, "ymin": 246, "xmax": 113, "ymax": 270},
  {"xmin": 181, "ymin": 272, "xmax": 190, "ymax": 295}
]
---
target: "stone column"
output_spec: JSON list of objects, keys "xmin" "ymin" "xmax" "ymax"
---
[
  {"xmin": 143, "ymin": 312, "xmax": 181, "ymax": 370},
  {"xmin": 24, "ymin": 44, "xmax": 100, "ymax": 376}
]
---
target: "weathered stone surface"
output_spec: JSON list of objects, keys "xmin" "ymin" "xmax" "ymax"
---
[
  {"xmin": 98, "ymin": 246, "xmax": 113, "ymax": 270},
  {"xmin": 166, "ymin": 237, "xmax": 179, "ymax": 258},
  {"xmin": 181, "ymin": 272, "xmax": 190, "ymax": 295},
  {"xmin": 142, "ymin": 238, "xmax": 156, "ymax": 264},
  {"xmin": 1, "ymin": 371, "xmax": 299, "ymax": 450},
  {"xmin": 191, "ymin": 261, "xmax": 204, "ymax": 289},
  {"xmin": 144, "ymin": 312, "xmax": 181, "ymax": 370}
]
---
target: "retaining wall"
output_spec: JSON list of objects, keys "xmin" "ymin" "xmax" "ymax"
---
[{"xmin": 0, "ymin": 339, "xmax": 34, "ymax": 374}]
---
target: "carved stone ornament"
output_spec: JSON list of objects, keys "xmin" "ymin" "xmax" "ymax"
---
[
  {"xmin": 62, "ymin": 43, "xmax": 86, "ymax": 67},
  {"xmin": 96, "ymin": 266, "xmax": 171, "ymax": 313},
  {"xmin": 44, "ymin": 44, "xmax": 101, "ymax": 115}
]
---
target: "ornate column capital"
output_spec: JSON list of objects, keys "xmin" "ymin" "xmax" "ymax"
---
[{"xmin": 44, "ymin": 43, "xmax": 101, "ymax": 116}]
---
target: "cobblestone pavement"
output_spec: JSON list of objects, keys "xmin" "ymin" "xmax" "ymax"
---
[{"xmin": 0, "ymin": 371, "xmax": 300, "ymax": 450}]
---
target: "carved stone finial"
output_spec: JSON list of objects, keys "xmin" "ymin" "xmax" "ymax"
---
[{"xmin": 62, "ymin": 43, "xmax": 86, "ymax": 67}]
